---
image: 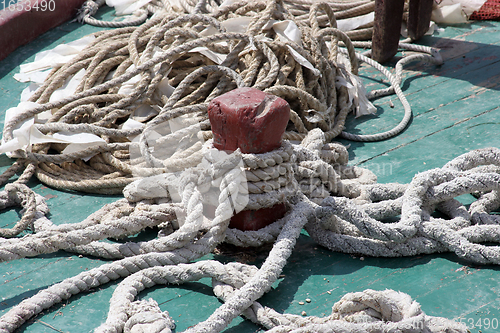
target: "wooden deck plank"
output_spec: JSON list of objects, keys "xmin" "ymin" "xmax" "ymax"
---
[
  {"xmin": 342, "ymin": 39, "xmax": 500, "ymax": 170},
  {"xmin": 348, "ymin": 21, "xmax": 500, "ymax": 141},
  {"xmin": 354, "ymin": 106, "xmax": 500, "ymax": 184},
  {"xmin": 0, "ymin": 14, "xmax": 499, "ymax": 333}
]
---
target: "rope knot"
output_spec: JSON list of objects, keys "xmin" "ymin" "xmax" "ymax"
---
[
  {"xmin": 332, "ymin": 289, "xmax": 422, "ymax": 323},
  {"xmin": 76, "ymin": 0, "xmax": 102, "ymax": 23},
  {"xmin": 124, "ymin": 298, "xmax": 175, "ymax": 333},
  {"xmin": 1, "ymin": 183, "xmax": 48, "ymax": 238}
]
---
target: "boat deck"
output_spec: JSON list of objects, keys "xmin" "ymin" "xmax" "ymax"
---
[{"xmin": 0, "ymin": 11, "xmax": 499, "ymax": 333}]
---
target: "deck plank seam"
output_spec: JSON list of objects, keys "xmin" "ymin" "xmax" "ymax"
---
[{"xmin": 355, "ymin": 106, "xmax": 500, "ymax": 167}]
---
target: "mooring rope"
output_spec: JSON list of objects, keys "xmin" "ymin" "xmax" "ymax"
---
[
  {"xmin": 2, "ymin": 0, "xmax": 442, "ymax": 195},
  {"xmin": 0, "ymin": 0, "xmax": 495, "ymax": 332},
  {"xmin": 77, "ymin": 0, "xmax": 150, "ymax": 27}
]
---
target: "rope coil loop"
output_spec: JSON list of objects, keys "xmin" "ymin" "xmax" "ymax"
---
[
  {"xmin": 77, "ymin": 0, "xmax": 149, "ymax": 28},
  {"xmin": 0, "ymin": 1, "xmax": 492, "ymax": 333},
  {"xmin": 0, "ymin": 183, "xmax": 46, "ymax": 238}
]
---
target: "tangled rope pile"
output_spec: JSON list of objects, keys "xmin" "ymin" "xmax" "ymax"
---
[
  {"xmin": 78, "ymin": 0, "xmax": 378, "ymax": 41},
  {"xmin": 0, "ymin": 0, "xmax": 496, "ymax": 332},
  {"xmin": 5, "ymin": 133, "xmax": 499, "ymax": 332},
  {"xmin": 2, "ymin": 0, "xmax": 442, "ymax": 195}
]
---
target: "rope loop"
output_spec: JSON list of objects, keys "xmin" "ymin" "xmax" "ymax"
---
[
  {"xmin": 77, "ymin": 0, "xmax": 149, "ymax": 28},
  {"xmin": 0, "ymin": 183, "xmax": 47, "ymax": 238},
  {"xmin": 0, "ymin": 1, "xmax": 485, "ymax": 333}
]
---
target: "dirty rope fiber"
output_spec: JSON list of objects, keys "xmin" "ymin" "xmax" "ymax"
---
[{"xmin": 0, "ymin": 0, "xmax": 493, "ymax": 332}]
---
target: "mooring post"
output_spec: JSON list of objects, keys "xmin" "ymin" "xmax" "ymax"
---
[
  {"xmin": 407, "ymin": 0, "xmax": 434, "ymax": 40},
  {"xmin": 372, "ymin": 0, "xmax": 405, "ymax": 63},
  {"xmin": 372, "ymin": 0, "xmax": 434, "ymax": 63},
  {"xmin": 207, "ymin": 87, "xmax": 290, "ymax": 231}
]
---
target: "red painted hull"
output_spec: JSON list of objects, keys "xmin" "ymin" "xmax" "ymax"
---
[{"xmin": 0, "ymin": 0, "xmax": 86, "ymax": 61}]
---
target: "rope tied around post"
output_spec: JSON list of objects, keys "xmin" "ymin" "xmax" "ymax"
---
[{"xmin": 0, "ymin": 0, "xmax": 494, "ymax": 332}]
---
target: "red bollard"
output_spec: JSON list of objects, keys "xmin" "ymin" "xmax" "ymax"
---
[{"xmin": 208, "ymin": 87, "xmax": 290, "ymax": 231}]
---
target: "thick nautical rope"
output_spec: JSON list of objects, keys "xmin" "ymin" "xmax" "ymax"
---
[
  {"xmin": 0, "ymin": 0, "xmax": 443, "ymax": 196},
  {"xmin": 1, "ymin": 137, "xmax": 498, "ymax": 332},
  {"xmin": 2, "ymin": 144, "xmax": 498, "ymax": 263},
  {"xmin": 3, "ymin": 1, "xmax": 349, "ymax": 193},
  {"xmin": 0, "ymin": 131, "xmax": 345, "ymax": 259},
  {"xmin": 0, "ymin": 1, "xmax": 485, "ymax": 332},
  {"xmin": 0, "ymin": 183, "xmax": 48, "ymax": 238},
  {"xmin": 310, "ymin": 148, "xmax": 500, "ymax": 264},
  {"xmin": 78, "ymin": 0, "xmax": 378, "ymax": 41},
  {"xmin": 0, "ymin": 188, "xmax": 468, "ymax": 333}
]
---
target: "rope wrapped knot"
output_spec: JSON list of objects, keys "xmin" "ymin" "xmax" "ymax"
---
[
  {"xmin": 0, "ymin": 0, "xmax": 446, "ymax": 197},
  {"xmin": 0, "ymin": 0, "xmax": 491, "ymax": 332},
  {"xmin": 123, "ymin": 298, "xmax": 176, "ymax": 333},
  {"xmin": 0, "ymin": 183, "xmax": 48, "ymax": 238},
  {"xmin": 262, "ymin": 289, "xmax": 465, "ymax": 332}
]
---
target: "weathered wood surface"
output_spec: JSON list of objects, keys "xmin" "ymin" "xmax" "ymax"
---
[{"xmin": 0, "ymin": 16, "xmax": 499, "ymax": 333}]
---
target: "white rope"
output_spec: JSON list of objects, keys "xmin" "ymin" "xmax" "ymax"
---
[
  {"xmin": 3, "ymin": 131, "xmax": 498, "ymax": 332},
  {"xmin": 1, "ymin": 1, "xmax": 495, "ymax": 332}
]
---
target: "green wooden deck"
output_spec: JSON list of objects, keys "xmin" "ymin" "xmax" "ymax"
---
[{"xmin": 1, "ymin": 13, "xmax": 500, "ymax": 333}]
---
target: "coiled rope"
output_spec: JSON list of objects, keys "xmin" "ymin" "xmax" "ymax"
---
[
  {"xmin": 0, "ymin": 0, "xmax": 494, "ymax": 332},
  {"xmin": 2, "ymin": 0, "xmax": 443, "ymax": 196},
  {"xmin": 4, "ymin": 131, "xmax": 497, "ymax": 332}
]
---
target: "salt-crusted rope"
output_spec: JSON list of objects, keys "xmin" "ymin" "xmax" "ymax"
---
[
  {"xmin": 309, "ymin": 147, "xmax": 500, "ymax": 264},
  {"xmin": 0, "ymin": 134, "xmax": 359, "ymax": 260},
  {"xmin": 214, "ymin": 285, "xmax": 465, "ymax": 333},
  {"xmin": 2, "ymin": 134, "xmax": 498, "ymax": 332},
  {"xmin": 0, "ymin": 183, "xmax": 48, "ymax": 238},
  {"xmin": 0, "ymin": 1, "xmax": 487, "ymax": 332},
  {"xmin": 2, "ymin": 0, "xmax": 444, "ymax": 196}
]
